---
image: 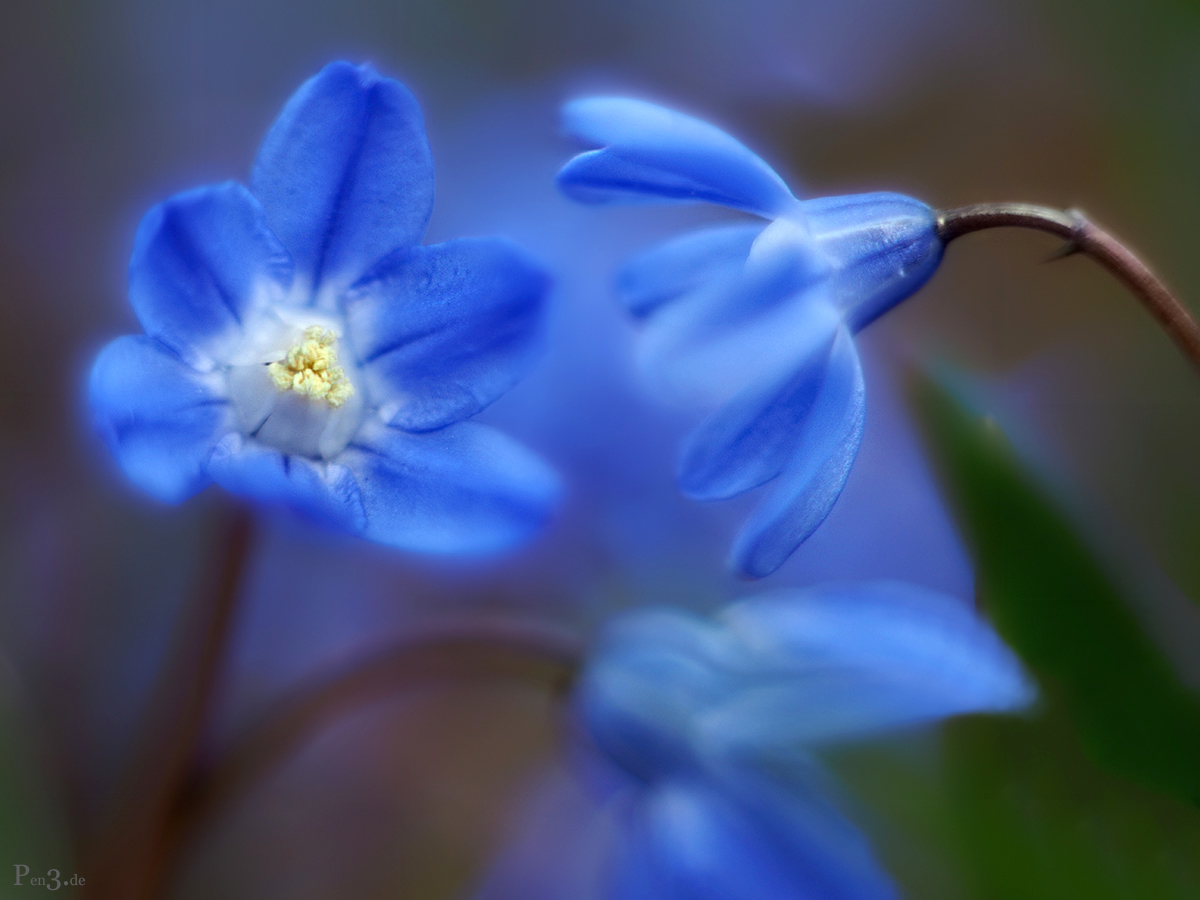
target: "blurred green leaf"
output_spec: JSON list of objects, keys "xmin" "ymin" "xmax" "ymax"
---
[
  {"xmin": 943, "ymin": 710, "xmax": 1200, "ymax": 900},
  {"xmin": 910, "ymin": 365, "xmax": 1200, "ymax": 805},
  {"xmin": 831, "ymin": 705, "xmax": 1200, "ymax": 900}
]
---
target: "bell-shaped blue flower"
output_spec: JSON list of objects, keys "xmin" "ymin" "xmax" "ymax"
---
[
  {"xmin": 90, "ymin": 62, "xmax": 560, "ymax": 554},
  {"xmin": 557, "ymin": 98, "xmax": 944, "ymax": 577},
  {"xmin": 573, "ymin": 581, "xmax": 1033, "ymax": 900}
]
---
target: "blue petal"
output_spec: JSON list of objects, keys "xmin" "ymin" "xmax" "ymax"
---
[
  {"xmin": 637, "ymin": 262, "xmax": 833, "ymax": 409},
  {"xmin": 337, "ymin": 420, "xmax": 560, "ymax": 554},
  {"xmin": 579, "ymin": 609, "xmax": 740, "ymax": 782},
  {"xmin": 344, "ymin": 238, "xmax": 549, "ymax": 432},
  {"xmin": 595, "ymin": 607, "xmax": 741, "ymax": 673},
  {"xmin": 558, "ymin": 98, "xmax": 796, "ymax": 217},
  {"xmin": 251, "ymin": 61, "xmax": 434, "ymax": 305},
  {"xmin": 802, "ymin": 192, "xmax": 943, "ymax": 331},
  {"xmin": 128, "ymin": 182, "xmax": 292, "ymax": 369},
  {"xmin": 676, "ymin": 305, "xmax": 842, "ymax": 501},
  {"xmin": 703, "ymin": 582, "xmax": 1034, "ymax": 749},
  {"xmin": 206, "ymin": 434, "xmax": 366, "ymax": 530},
  {"xmin": 615, "ymin": 223, "xmax": 764, "ymax": 319},
  {"xmin": 715, "ymin": 765, "xmax": 900, "ymax": 900},
  {"xmin": 614, "ymin": 777, "xmax": 897, "ymax": 900},
  {"xmin": 89, "ymin": 336, "xmax": 231, "ymax": 502},
  {"xmin": 731, "ymin": 327, "xmax": 864, "ymax": 578}
]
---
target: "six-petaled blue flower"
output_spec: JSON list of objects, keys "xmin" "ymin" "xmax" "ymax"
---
[
  {"xmin": 557, "ymin": 98, "xmax": 944, "ymax": 577},
  {"xmin": 573, "ymin": 582, "xmax": 1033, "ymax": 900},
  {"xmin": 90, "ymin": 62, "xmax": 560, "ymax": 554}
]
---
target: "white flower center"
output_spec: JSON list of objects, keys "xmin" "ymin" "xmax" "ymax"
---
[
  {"xmin": 224, "ymin": 311, "xmax": 367, "ymax": 460},
  {"xmin": 267, "ymin": 326, "xmax": 355, "ymax": 408}
]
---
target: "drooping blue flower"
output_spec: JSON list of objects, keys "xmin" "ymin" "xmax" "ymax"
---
[
  {"xmin": 557, "ymin": 98, "xmax": 944, "ymax": 577},
  {"xmin": 90, "ymin": 62, "xmax": 560, "ymax": 554},
  {"xmin": 569, "ymin": 582, "xmax": 1033, "ymax": 900}
]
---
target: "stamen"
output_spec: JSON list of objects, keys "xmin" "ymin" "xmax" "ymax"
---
[{"xmin": 267, "ymin": 326, "xmax": 355, "ymax": 408}]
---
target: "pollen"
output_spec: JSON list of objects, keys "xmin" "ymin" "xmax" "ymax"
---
[{"xmin": 267, "ymin": 326, "xmax": 355, "ymax": 408}]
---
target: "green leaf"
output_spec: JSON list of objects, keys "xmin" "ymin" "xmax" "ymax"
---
[
  {"xmin": 943, "ymin": 711, "xmax": 1200, "ymax": 900},
  {"xmin": 910, "ymin": 364, "xmax": 1200, "ymax": 805},
  {"xmin": 830, "ymin": 705, "xmax": 1200, "ymax": 900}
]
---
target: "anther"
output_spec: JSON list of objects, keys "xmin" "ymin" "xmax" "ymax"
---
[{"xmin": 267, "ymin": 326, "xmax": 355, "ymax": 407}]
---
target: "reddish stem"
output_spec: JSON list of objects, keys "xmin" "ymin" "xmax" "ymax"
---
[
  {"xmin": 81, "ymin": 504, "xmax": 253, "ymax": 900},
  {"xmin": 165, "ymin": 621, "xmax": 582, "ymax": 879},
  {"xmin": 937, "ymin": 203, "xmax": 1200, "ymax": 374}
]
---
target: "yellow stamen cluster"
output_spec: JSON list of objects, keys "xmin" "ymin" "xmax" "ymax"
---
[{"xmin": 267, "ymin": 326, "xmax": 355, "ymax": 408}]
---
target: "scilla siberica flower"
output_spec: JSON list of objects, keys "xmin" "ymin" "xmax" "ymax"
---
[
  {"xmin": 557, "ymin": 99, "xmax": 944, "ymax": 578},
  {"xmin": 574, "ymin": 583, "xmax": 1032, "ymax": 900},
  {"xmin": 90, "ymin": 62, "xmax": 560, "ymax": 554}
]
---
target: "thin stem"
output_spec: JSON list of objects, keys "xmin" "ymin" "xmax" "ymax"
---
[
  {"xmin": 936, "ymin": 203, "xmax": 1200, "ymax": 374},
  {"xmin": 82, "ymin": 504, "xmax": 254, "ymax": 900},
  {"xmin": 161, "ymin": 620, "xmax": 582, "ymax": 892}
]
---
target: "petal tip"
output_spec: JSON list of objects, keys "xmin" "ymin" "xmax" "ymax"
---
[{"xmin": 556, "ymin": 95, "xmax": 794, "ymax": 215}]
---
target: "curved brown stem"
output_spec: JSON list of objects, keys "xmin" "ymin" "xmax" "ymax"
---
[
  {"xmin": 937, "ymin": 203, "xmax": 1200, "ymax": 374},
  {"xmin": 161, "ymin": 621, "xmax": 583, "ymax": 892},
  {"xmin": 82, "ymin": 503, "xmax": 254, "ymax": 900}
]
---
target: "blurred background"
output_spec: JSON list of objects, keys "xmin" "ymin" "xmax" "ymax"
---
[{"xmin": 3, "ymin": 0, "xmax": 1200, "ymax": 897}]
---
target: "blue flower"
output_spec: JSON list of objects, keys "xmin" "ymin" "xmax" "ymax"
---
[
  {"xmin": 572, "ymin": 582, "xmax": 1033, "ymax": 900},
  {"xmin": 557, "ymin": 98, "xmax": 944, "ymax": 577},
  {"xmin": 90, "ymin": 62, "xmax": 560, "ymax": 554}
]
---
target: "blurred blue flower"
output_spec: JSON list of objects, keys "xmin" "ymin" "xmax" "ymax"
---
[
  {"xmin": 572, "ymin": 581, "xmax": 1033, "ymax": 900},
  {"xmin": 89, "ymin": 61, "xmax": 559, "ymax": 554},
  {"xmin": 557, "ymin": 98, "xmax": 943, "ymax": 577}
]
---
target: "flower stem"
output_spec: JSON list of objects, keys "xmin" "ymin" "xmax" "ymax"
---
[
  {"xmin": 936, "ymin": 203, "xmax": 1200, "ymax": 374},
  {"xmin": 82, "ymin": 503, "xmax": 254, "ymax": 900},
  {"xmin": 157, "ymin": 620, "xmax": 581, "ymax": 892}
]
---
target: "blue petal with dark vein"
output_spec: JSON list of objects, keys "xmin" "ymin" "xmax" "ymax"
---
[
  {"xmin": 616, "ymin": 224, "xmax": 764, "ymax": 319},
  {"xmin": 676, "ymin": 309, "xmax": 841, "ymax": 501},
  {"xmin": 251, "ymin": 61, "xmax": 434, "ymax": 304},
  {"xmin": 731, "ymin": 328, "xmax": 865, "ymax": 578},
  {"xmin": 344, "ymin": 237, "xmax": 549, "ymax": 432},
  {"xmin": 338, "ymin": 421, "xmax": 560, "ymax": 554},
  {"xmin": 206, "ymin": 434, "xmax": 366, "ymax": 530},
  {"xmin": 89, "ymin": 336, "xmax": 231, "ymax": 502},
  {"xmin": 558, "ymin": 98, "xmax": 796, "ymax": 217},
  {"xmin": 128, "ymin": 182, "xmax": 292, "ymax": 369}
]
